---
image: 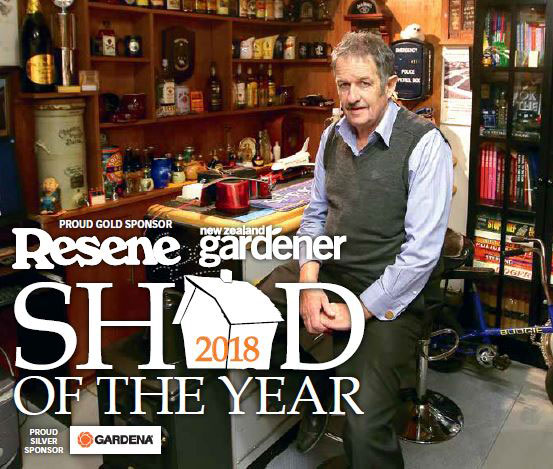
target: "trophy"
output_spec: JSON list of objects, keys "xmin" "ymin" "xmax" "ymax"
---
[{"xmin": 52, "ymin": 0, "xmax": 77, "ymax": 88}]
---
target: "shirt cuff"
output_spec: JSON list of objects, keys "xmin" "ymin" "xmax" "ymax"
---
[
  {"xmin": 359, "ymin": 281, "xmax": 405, "ymax": 321},
  {"xmin": 298, "ymin": 243, "xmax": 321, "ymax": 269}
]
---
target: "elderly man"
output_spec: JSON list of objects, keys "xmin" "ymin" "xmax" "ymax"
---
[{"xmin": 258, "ymin": 31, "xmax": 453, "ymax": 468}]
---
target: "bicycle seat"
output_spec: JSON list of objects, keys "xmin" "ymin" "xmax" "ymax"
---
[{"xmin": 441, "ymin": 229, "xmax": 495, "ymax": 280}]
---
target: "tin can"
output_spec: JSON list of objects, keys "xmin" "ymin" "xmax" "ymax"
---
[
  {"xmin": 176, "ymin": 85, "xmax": 190, "ymax": 115},
  {"xmin": 101, "ymin": 146, "xmax": 124, "ymax": 199}
]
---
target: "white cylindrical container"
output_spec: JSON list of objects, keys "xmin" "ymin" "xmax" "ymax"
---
[{"xmin": 34, "ymin": 99, "xmax": 88, "ymax": 211}]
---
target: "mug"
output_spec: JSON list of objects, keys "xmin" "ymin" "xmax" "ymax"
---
[
  {"xmin": 313, "ymin": 42, "xmax": 332, "ymax": 58},
  {"xmin": 298, "ymin": 42, "xmax": 309, "ymax": 59},
  {"xmin": 151, "ymin": 157, "xmax": 172, "ymax": 189}
]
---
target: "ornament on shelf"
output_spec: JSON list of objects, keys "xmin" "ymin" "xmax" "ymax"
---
[
  {"xmin": 40, "ymin": 177, "xmax": 61, "ymax": 214},
  {"xmin": 400, "ymin": 23, "xmax": 425, "ymax": 42},
  {"xmin": 347, "ymin": 0, "xmax": 381, "ymax": 15}
]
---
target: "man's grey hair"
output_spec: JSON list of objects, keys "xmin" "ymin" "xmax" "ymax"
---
[{"xmin": 331, "ymin": 32, "xmax": 395, "ymax": 92}]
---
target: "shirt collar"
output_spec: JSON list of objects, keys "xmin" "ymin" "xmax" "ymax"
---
[{"xmin": 336, "ymin": 100, "xmax": 399, "ymax": 149}]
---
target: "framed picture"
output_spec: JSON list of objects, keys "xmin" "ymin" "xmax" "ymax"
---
[
  {"xmin": 0, "ymin": 0, "xmax": 19, "ymax": 66},
  {"xmin": 0, "ymin": 74, "xmax": 9, "ymax": 137},
  {"xmin": 441, "ymin": 46, "xmax": 472, "ymax": 126}
]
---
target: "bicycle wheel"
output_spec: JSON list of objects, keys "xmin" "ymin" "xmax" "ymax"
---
[
  {"xmin": 540, "ymin": 321, "xmax": 553, "ymax": 368},
  {"xmin": 546, "ymin": 368, "xmax": 553, "ymax": 405}
]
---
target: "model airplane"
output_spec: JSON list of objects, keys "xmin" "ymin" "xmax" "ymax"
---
[{"xmin": 271, "ymin": 138, "xmax": 313, "ymax": 171}]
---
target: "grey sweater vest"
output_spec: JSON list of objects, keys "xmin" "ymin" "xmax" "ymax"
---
[{"xmin": 322, "ymin": 107, "xmax": 438, "ymax": 300}]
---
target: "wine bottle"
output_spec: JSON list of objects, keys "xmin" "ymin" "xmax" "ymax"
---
[
  {"xmin": 21, "ymin": 0, "xmax": 56, "ymax": 93},
  {"xmin": 207, "ymin": 62, "xmax": 222, "ymax": 111}
]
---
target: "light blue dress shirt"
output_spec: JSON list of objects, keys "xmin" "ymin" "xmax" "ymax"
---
[{"xmin": 297, "ymin": 100, "xmax": 453, "ymax": 321}]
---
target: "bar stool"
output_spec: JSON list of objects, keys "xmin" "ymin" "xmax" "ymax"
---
[{"xmin": 400, "ymin": 228, "xmax": 468, "ymax": 444}]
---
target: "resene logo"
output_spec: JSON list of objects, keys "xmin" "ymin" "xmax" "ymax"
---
[{"xmin": 70, "ymin": 426, "xmax": 161, "ymax": 455}]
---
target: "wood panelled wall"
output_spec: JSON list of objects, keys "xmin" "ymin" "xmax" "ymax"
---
[{"xmin": 292, "ymin": 0, "xmax": 445, "ymax": 156}]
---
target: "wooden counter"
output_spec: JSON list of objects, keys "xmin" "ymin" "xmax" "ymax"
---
[{"xmin": 146, "ymin": 203, "xmax": 306, "ymax": 234}]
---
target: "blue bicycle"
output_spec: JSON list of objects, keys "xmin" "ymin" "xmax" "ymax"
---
[{"xmin": 432, "ymin": 235, "xmax": 553, "ymax": 404}]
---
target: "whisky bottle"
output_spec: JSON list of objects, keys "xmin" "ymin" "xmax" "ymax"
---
[
  {"xmin": 267, "ymin": 64, "xmax": 276, "ymax": 106},
  {"xmin": 194, "ymin": 0, "xmax": 207, "ymax": 12},
  {"xmin": 265, "ymin": 0, "xmax": 274, "ymax": 20},
  {"xmin": 496, "ymin": 90, "xmax": 507, "ymax": 131},
  {"xmin": 253, "ymin": 131, "xmax": 265, "ymax": 167},
  {"xmin": 274, "ymin": 0, "xmax": 283, "ymax": 19},
  {"xmin": 257, "ymin": 64, "xmax": 268, "ymax": 107},
  {"xmin": 225, "ymin": 126, "xmax": 237, "ymax": 167},
  {"xmin": 156, "ymin": 59, "xmax": 176, "ymax": 117},
  {"xmin": 207, "ymin": 0, "xmax": 217, "ymax": 14},
  {"xmin": 21, "ymin": 0, "xmax": 56, "ymax": 92},
  {"xmin": 217, "ymin": 0, "xmax": 229, "ymax": 14},
  {"xmin": 234, "ymin": 64, "xmax": 246, "ymax": 109},
  {"xmin": 239, "ymin": 0, "xmax": 248, "ymax": 17},
  {"xmin": 247, "ymin": 0, "xmax": 256, "ymax": 18},
  {"xmin": 256, "ymin": 0, "xmax": 265, "ymax": 18},
  {"xmin": 207, "ymin": 62, "xmax": 222, "ymax": 111},
  {"xmin": 246, "ymin": 67, "xmax": 258, "ymax": 108},
  {"xmin": 166, "ymin": 0, "xmax": 181, "ymax": 9}
]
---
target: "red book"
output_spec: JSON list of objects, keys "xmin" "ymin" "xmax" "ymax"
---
[
  {"xmin": 491, "ymin": 147, "xmax": 498, "ymax": 201},
  {"xmin": 480, "ymin": 147, "xmax": 486, "ymax": 200}
]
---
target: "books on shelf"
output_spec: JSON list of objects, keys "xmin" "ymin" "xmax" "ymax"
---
[
  {"xmin": 515, "ymin": 13, "xmax": 546, "ymax": 67},
  {"xmin": 482, "ymin": 10, "xmax": 510, "ymax": 67},
  {"xmin": 474, "ymin": 213, "xmax": 534, "ymax": 280},
  {"xmin": 478, "ymin": 144, "xmax": 537, "ymax": 210}
]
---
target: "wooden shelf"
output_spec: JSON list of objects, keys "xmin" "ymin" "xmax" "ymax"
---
[
  {"xmin": 233, "ymin": 58, "xmax": 330, "ymax": 64},
  {"xmin": 88, "ymin": 2, "xmax": 332, "ymax": 28},
  {"xmin": 30, "ymin": 183, "xmax": 190, "ymax": 223},
  {"xmin": 99, "ymin": 105, "xmax": 296, "ymax": 128},
  {"xmin": 17, "ymin": 91, "xmax": 98, "ymax": 100},
  {"xmin": 293, "ymin": 105, "xmax": 333, "ymax": 112},
  {"xmin": 344, "ymin": 14, "xmax": 389, "ymax": 22},
  {"xmin": 91, "ymin": 56, "xmax": 150, "ymax": 63}
]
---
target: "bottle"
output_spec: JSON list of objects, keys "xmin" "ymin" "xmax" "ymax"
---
[
  {"xmin": 234, "ymin": 64, "xmax": 246, "ymax": 109},
  {"xmin": 182, "ymin": 0, "xmax": 194, "ymax": 11},
  {"xmin": 156, "ymin": 59, "xmax": 176, "ymax": 117},
  {"xmin": 239, "ymin": 0, "xmax": 248, "ymax": 17},
  {"xmin": 274, "ymin": 0, "xmax": 283, "ymax": 19},
  {"xmin": 217, "ymin": 0, "xmax": 229, "ymax": 14},
  {"xmin": 194, "ymin": 0, "xmax": 207, "ymax": 12},
  {"xmin": 20, "ymin": 0, "xmax": 56, "ymax": 92},
  {"xmin": 257, "ymin": 64, "xmax": 268, "ymax": 107},
  {"xmin": 256, "ymin": 0, "xmax": 265, "ymax": 18},
  {"xmin": 207, "ymin": 62, "xmax": 222, "ymax": 111},
  {"xmin": 496, "ymin": 90, "xmax": 507, "ymax": 130},
  {"xmin": 253, "ymin": 131, "xmax": 264, "ymax": 167},
  {"xmin": 261, "ymin": 129, "xmax": 272, "ymax": 164},
  {"xmin": 166, "ymin": 0, "xmax": 181, "ymax": 9},
  {"xmin": 265, "ymin": 0, "xmax": 274, "ymax": 20},
  {"xmin": 273, "ymin": 141, "xmax": 281, "ymax": 161},
  {"xmin": 224, "ymin": 127, "xmax": 237, "ymax": 167},
  {"xmin": 246, "ymin": 67, "xmax": 258, "ymax": 108},
  {"xmin": 267, "ymin": 64, "xmax": 276, "ymax": 106},
  {"xmin": 247, "ymin": 0, "xmax": 256, "ymax": 18},
  {"xmin": 207, "ymin": 0, "xmax": 217, "ymax": 13},
  {"xmin": 229, "ymin": 0, "xmax": 238, "ymax": 16}
]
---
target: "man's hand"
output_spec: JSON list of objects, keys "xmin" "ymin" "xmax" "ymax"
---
[
  {"xmin": 320, "ymin": 302, "xmax": 373, "ymax": 331},
  {"xmin": 300, "ymin": 288, "xmax": 335, "ymax": 334}
]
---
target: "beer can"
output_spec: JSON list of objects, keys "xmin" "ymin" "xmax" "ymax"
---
[{"xmin": 175, "ymin": 85, "xmax": 190, "ymax": 115}]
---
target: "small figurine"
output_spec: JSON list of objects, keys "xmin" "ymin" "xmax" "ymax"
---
[
  {"xmin": 400, "ymin": 23, "xmax": 425, "ymax": 42},
  {"xmin": 40, "ymin": 177, "xmax": 61, "ymax": 214}
]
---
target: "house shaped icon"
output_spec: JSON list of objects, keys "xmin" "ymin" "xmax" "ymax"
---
[{"xmin": 172, "ymin": 269, "xmax": 283, "ymax": 369}]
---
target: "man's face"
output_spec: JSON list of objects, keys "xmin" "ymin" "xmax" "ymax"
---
[{"xmin": 335, "ymin": 55, "xmax": 397, "ymax": 133}]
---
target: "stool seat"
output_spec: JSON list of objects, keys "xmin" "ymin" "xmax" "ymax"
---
[{"xmin": 444, "ymin": 266, "xmax": 496, "ymax": 280}]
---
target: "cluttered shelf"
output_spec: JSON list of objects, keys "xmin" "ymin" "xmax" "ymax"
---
[
  {"xmin": 88, "ymin": 1, "xmax": 332, "ymax": 28},
  {"xmin": 30, "ymin": 183, "xmax": 191, "ymax": 225}
]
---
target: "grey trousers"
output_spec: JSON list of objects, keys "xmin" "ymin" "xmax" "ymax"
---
[{"xmin": 257, "ymin": 261, "xmax": 428, "ymax": 469}]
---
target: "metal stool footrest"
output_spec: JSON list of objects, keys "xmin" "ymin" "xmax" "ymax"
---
[{"xmin": 425, "ymin": 328, "xmax": 460, "ymax": 362}]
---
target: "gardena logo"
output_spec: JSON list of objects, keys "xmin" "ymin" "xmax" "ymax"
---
[
  {"xmin": 70, "ymin": 426, "xmax": 161, "ymax": 455},
  {"xmin": 77, "ymin": 431, "xmax": 94, "ymax": 448}
]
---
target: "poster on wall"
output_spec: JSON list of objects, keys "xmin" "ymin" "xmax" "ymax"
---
[
  {"xmin": 441, "ymin": 46, "xmax": 472, "ymax": 126},
  {"xmin": 0, "ymin": 0, "xmax": 19, "ymax": 66}
]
